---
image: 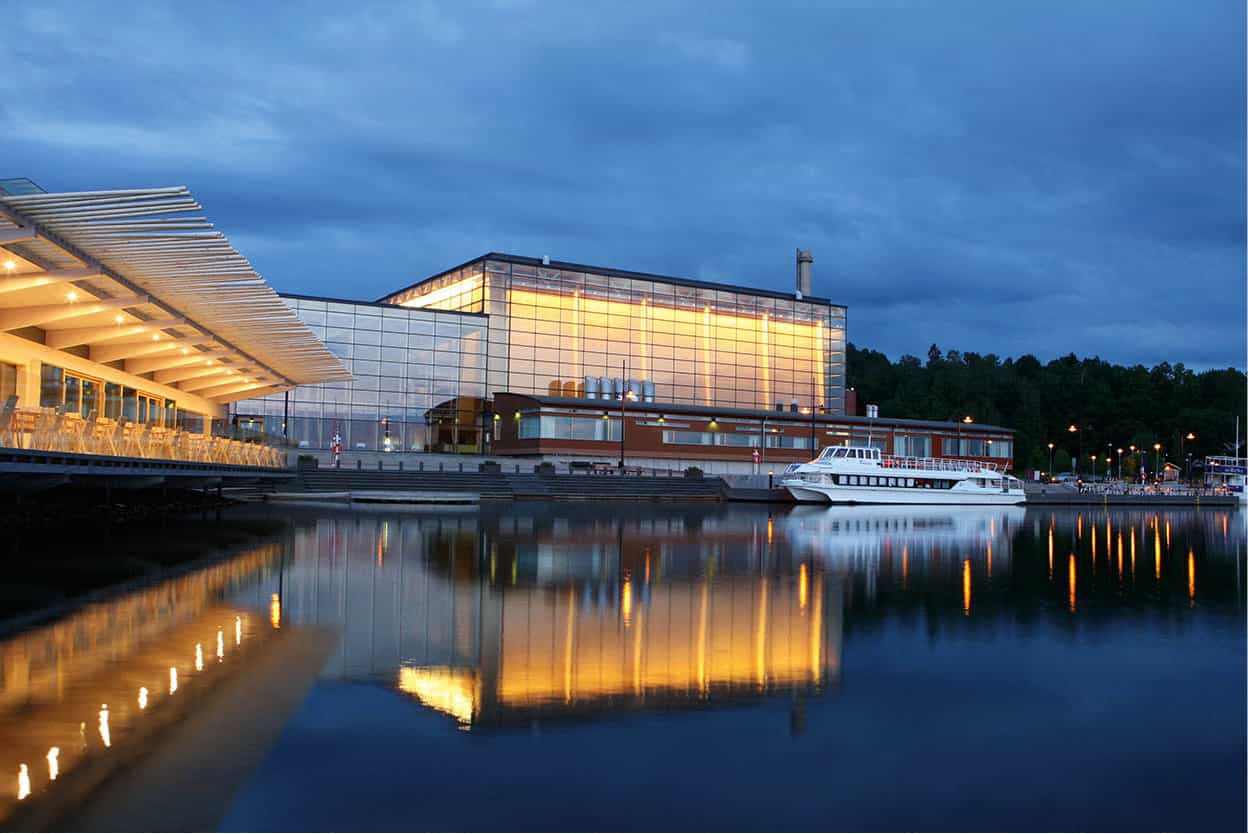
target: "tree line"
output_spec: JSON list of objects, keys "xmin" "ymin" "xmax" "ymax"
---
[{"xmin": 846, "ymin": 343, "xmax": 1248, "ymax": 477}]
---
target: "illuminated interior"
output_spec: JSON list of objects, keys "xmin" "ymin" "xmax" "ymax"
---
[{"xmin": 386, "ymin": 258, "xmax": 847, "ymax": 413}]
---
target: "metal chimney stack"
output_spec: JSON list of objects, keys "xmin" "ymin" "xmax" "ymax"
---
[{"xmin": 796, "ymin": 249, "xmax": 813, "ymax": 298}]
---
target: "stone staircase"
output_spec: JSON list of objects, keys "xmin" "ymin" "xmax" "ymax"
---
[
  {"xmin": 295, "ymin": 469, "xmax": 516, "ymax": 500},
  {"xmin": 289, "ymin": 468, "xmax": 725, "ymax": 502}
]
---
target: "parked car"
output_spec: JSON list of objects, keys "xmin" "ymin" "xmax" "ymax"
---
[{"xmin": 1052, "ymin": 472, "xmax": 1077, "ymax": 484}]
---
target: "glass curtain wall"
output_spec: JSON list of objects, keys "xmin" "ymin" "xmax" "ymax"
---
[
  {"xmin": 233, "ymin": 297, "xmax": 489, "ymax": 453},
  {"xmin": 389, "ymin": 258, "xmax": 847, "ymax": 414}
]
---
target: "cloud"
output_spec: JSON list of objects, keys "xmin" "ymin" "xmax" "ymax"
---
[{"xmin": 0, "ymin": 0, "xmax": 1242, "ymax": 369}]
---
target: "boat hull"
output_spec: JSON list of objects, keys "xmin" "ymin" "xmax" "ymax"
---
[{"xmin": 783, "ymin": 481, "xmax": 1026, "ymax": 505}]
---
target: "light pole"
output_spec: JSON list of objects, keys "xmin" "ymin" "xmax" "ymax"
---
[
  {"xmin": 1129, "ymin": 444, "xmax": 1137, "ymax": 482},
  {"xmin": 1180, "ymin": 432, "xmax": 1195, "ymax": 481},
  {"xmin": 1153, "ymin": 443, "xmax": 1162, "ymax": 482},
  {"xmin": 1047, "ymin": 442, "xmax": 1055, "ymax": 479},
  {"xmin": 1091, "ymin": 454, "xmax": 1097, "ymax": 481},
  {"xmin": 1116, "ymin": 448, "xmax": 1123, "ymax": 480},
  {"xmin": 1068, "ymin": 424, "xmax": 1081, "ymax": 477}
]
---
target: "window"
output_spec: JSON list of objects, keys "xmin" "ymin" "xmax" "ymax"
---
[
  {"xmin": 40, "ymin": 364, "xmax": 63, "ymax": 408},
  {"xmin": 81, "ymin": 379, "xmax": 99, "ymax": 419},
  {"xmin": 63, "ymin": 374, "xmax": 81, "ymax": 414},
  {"xmin": 0, "ymin": 362, "xmax": 16, "ymax": 405},
  {"xmin": 104, "ymin": 382, "xmax": 122, "ymax": 419},
  {"xmin": 895, "ymin": 435, "xmax": 931, "ymax": 457}
]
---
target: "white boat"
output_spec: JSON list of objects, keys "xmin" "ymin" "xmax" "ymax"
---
[
  {"xmin": 1204, "ymin": 456, "xmax": 1247, "ymax": 504},
  {"xmin": 781, "ymin": 445, "xmax": 1026, "ymax": 505}
]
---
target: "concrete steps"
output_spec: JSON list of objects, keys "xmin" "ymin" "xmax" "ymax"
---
[{"xmin": 289, "ymin": 469, "xmax": 725, "ymax": 502}]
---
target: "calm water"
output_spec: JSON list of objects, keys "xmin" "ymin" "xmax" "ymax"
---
[{"xmin": 2, "ymin": 504, "xmax": 1244, "ymax": 831}]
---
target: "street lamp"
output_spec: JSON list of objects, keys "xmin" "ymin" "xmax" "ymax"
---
[
  {"xmin": 1116, "ymin": 447, "xmax": 1123, "ymax": 480},
  {"xmin": 1091, "ymin": 454, "xmax": 1097, "ymax": 481},
  {"xmin": 1047, "ymin": 442, "xmax": 1055, "ymax": 479},
  {"xmin": 1153, "ymin": 443, "xmax": 1162, "ymax": 481},
  {"xmin": 1068, "ymin": 424, "xmax": 1081, "ymax": 477},
  {"xmin": 1179, "ymin": 431, "xmax": 1195, "ymax": 480}
]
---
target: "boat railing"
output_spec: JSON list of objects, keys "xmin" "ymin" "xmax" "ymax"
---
[{"xmin": 880, "ymin": 454, "xmax": 1000, "ymax": 474}]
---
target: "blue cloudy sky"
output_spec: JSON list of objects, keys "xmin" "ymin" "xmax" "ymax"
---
[{"xmin": 4, "ymin": 0, "xmax": 1244, "ymax": 369}]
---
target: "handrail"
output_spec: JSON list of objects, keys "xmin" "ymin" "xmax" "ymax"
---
[{"xmin": 0, "ymin": 407, "xmax": 284, "ymax": 469}]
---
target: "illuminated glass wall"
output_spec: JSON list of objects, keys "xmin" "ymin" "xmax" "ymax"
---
[
  {"xmin": 232, "ymin": 296, "xmax": 488, "ymax": 453},
  {"xmin": 385, "ymin": 257, "xmax": 847, "ymax": 414}
]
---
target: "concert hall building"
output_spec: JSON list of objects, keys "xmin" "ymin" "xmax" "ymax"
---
[{"xmin": 233, "ymin": 252, "xmax": 1015, "ymax": 471}]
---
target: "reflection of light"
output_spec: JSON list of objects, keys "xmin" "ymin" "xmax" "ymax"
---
[
  {"xmin": 1155, "ymin": 526, "xmax": 1162, "ymax": 580},
  {"xmin": 1091, "ymin": 525, "xmax": 1097, "ymax": 560},
  {"xmin": 902, "ymin": 545, "xmax": 909, "ymax": 588},
  {"xmin": 99, "ymin": 704, "xmax": 111, "ymax": 747},
  {"xmin": 46, "ymin": 748, "xmax": 59, "ymax": 781},
  {"xmin": 195, "ymin": 643, "xmax": 204, "ymax": 671},
  {"xmin": 1131, "ymin": 527, "xmax": 1137, "ymax": 576},
  {"xmin": 622, "ymin": 574, "xmax": 633, "ymax": 628},
  {"xmin": 1048, "ymin": 528, "xmax": 1054, "ymax": 579},
  {"xmin": 1165, "ymin": 520, "xmax": 1171, "ymax": 549},
  {"xmin": 810, "ymin": 569, "xmax": 823, "ymax": 682},
  {"xmin": 962, "ymin": 559, "xmax": 971, "ymax": 616},
  {"xmin": 987, "ymin": 542, "xmax": 993, "ymax": 578},
  {"xmin": 799, "ymin": 563, "xmax": 809, "ymax": 611},
  {"xmin": 17, "ymin": 764, "xmax": 30, "ymax": 800},
  {"xmin": 697, "ymin": 579, "xmax": 710, "ymax": 694},
  {"xmin": 270, "ymin": 593, "xmax": 281, "ymax": 629},
  {"xmin": 138, "ymin": 686, "xmax": 149, "ymax": 710},
  {"xmin": 235, "ymin": 615, "xmax": 242, "ymax": 646},
  {"xmin": 766, "ymin": 517, "xmax": 773, "ymax": 546},
  {"xmin": 216, "ymin": 628, "xmax": 224, "ymax": 661},
  {"xmin": 1077, "ymin": 516, "xmax": 1082, "ymax": 540},
  {"xmin": 1069, "ymin": 554, "xmax": 1077, "ymax": 613},
  {"xmin": 1117, "ymin": 533, "xmax": 1124, "ymax": 577},
  {"xmin": 1188, "ymin": 549, "xmax": 1195, "ymax": 605},
  {"xmin": 169, "ymin": 667, "xmax": 178, "ymax": 694},
  {"xmin": 564, "ymin": 586, "xmax": 576, "ymax": 704},
  {"xmin": 396, "ymin": 667, "xmax": 475, "ymax": 725},
  {"xmin": 756, "ymin": 576, "xmax": 769, "ymax": 686}
]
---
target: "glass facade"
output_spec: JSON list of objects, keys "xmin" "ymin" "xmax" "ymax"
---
[
  {"xmin": 384, "ymin": 257, "xmax": 847, "ymax": 414},
  {"xmin": 233, "ymin": 297, "xmax": 489, "ymax": 453},
  {"xmin": 234, "ymin": 255, "xmax": 848, "ymax": 453}
]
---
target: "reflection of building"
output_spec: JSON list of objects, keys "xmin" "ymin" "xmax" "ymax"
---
[
  {"xmin": 265, "ymin": 511, "xmax": 841, "ymax": 728},
  {"xmin": 232, "ymin": 253, "xmax": 1016, "ymax": 469},
  {"xmin": 0, "ymin": 543, "xmax": 284, "ymax": 823}
]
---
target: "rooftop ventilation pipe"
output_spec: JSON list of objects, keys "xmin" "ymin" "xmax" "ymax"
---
[{"xmin": 796, "ymin": 249, "xmax": 813, "ymax": 299}]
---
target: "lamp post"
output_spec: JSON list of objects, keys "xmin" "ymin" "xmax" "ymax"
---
[
  {"xmin": 1091, "ymin": 454, "xmax": 1097, "ymax": 481},
  {"xmin": 1116, "ymin": 448, "xmax": 1123, "ymax": 480},
  {"xmin": 1047, "ymin": 442, "xmax": 1055, "ymax": 479},
  {"xmin": 1179, "ymin": 432, "xmax": 1195, "ymax": 480},
  {"xmin": 1153, "ymin": 443, "xmax": 1162, "ymax": 482},
  {"xmin": 1068, "ymin": 424, "xmax": 1081, "ymax": 477}
]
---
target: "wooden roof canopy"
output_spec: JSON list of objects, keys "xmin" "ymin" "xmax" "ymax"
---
[{"xmin": 0, "ymin": 186, "xmax": 350, "ymax": 403}]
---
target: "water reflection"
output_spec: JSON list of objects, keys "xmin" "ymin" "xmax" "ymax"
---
[
  {"xmin": 0, "ymin": 503, "xmax": 1243, "ymax": 829},
  {"xmin": 0, "ymin": 543, "xmax": 283, "ymax": 823},
  {"xmin": 246, "ymin": 504, "xmax": 1243, "ymax": 733}
]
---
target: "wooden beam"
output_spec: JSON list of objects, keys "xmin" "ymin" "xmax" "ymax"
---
[
  {"xmin": 125, "ymin": 348, "xmax": 232, "ymax": 376},
  {"xmin": 195, "ymin": 380, "xmax": 279, "ymax": 400},
  {"xmin": 45, "ymin": 317, "xmax": 187, "ymax": 349},
  {"xmin": 0, "ymin": 267, "xmax": 105, "ymax": 295},
  {"xmin": 0, "ymin": 295, "xmax": 147, "ymax": 331},
  {"xmin": 90, "ymin": 338, "xmax": 214, "ymax": 364},
  {"xmin": 180, "ymin": 371, "xmax": 265, "ymax": 394},
  {"xmin": 155, "ymin": 364, "xmax": 236, "ymax": 385}
]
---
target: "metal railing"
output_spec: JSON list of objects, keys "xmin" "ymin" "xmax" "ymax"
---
[
  {"xmin": 879, "ymin": 454, "xmax": 1001, "ymax": 473},
  {"xmin": 0, "ymin": 405, "xmax": 284, "ymax": 469}
]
